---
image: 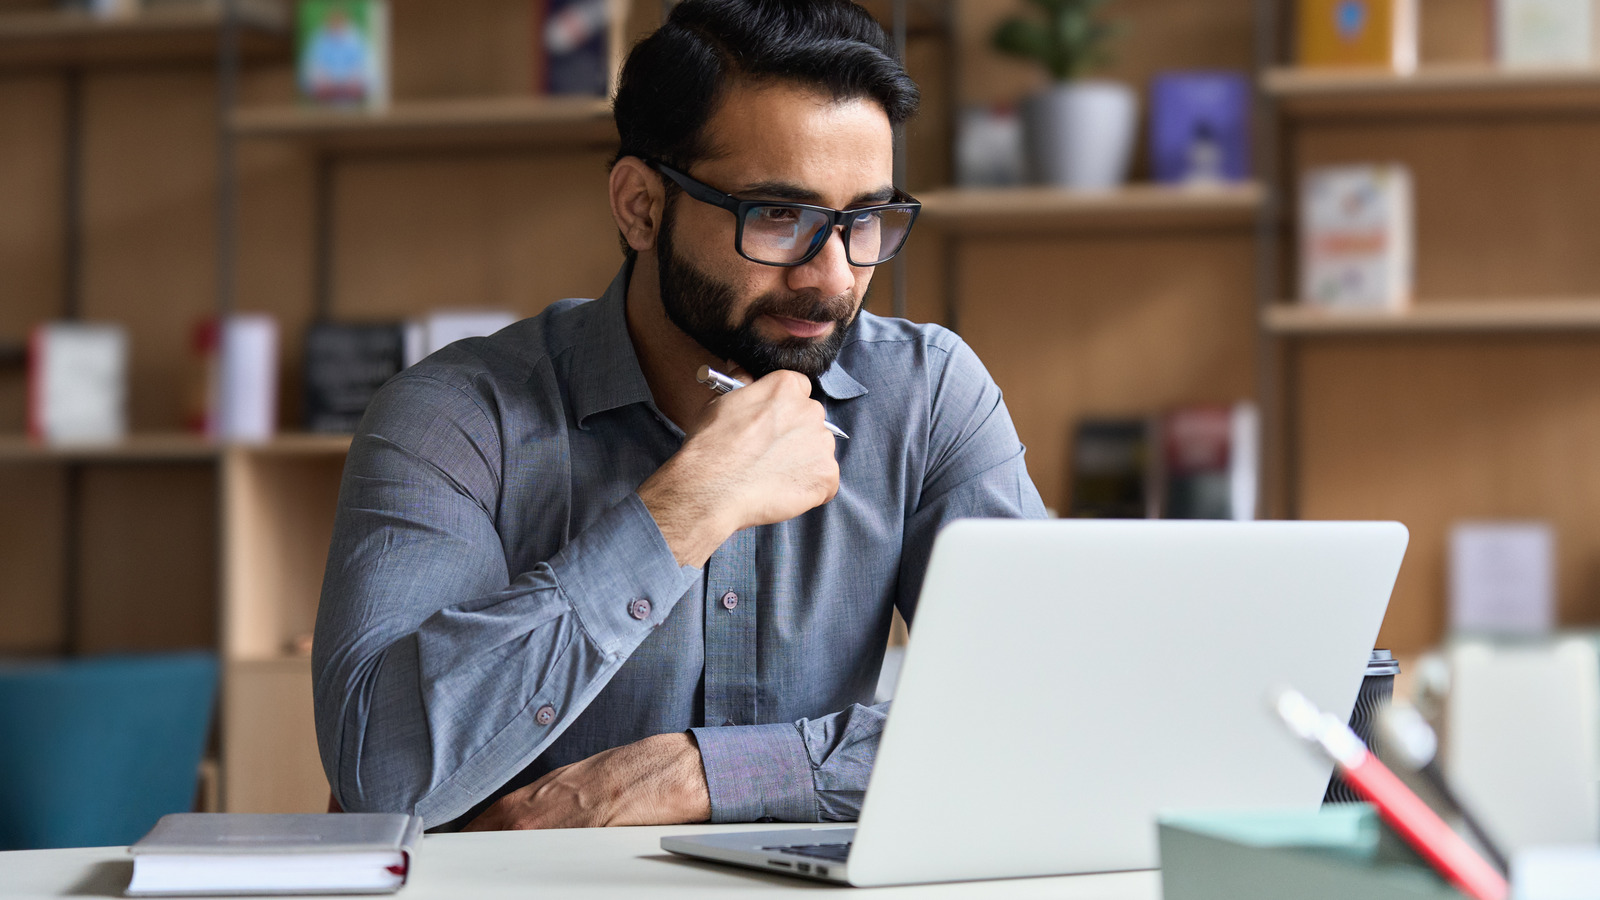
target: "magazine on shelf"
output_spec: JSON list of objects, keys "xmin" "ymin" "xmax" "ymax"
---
[
  {"xmin": 1494, "ymin": 0, "xmax": 1599, "ymax": 67},
  {"xmin": 297, "ymin": 0, "xmax": 390, "ymax": 110},
  {"xmin": 538, "ymin": 0, "xmax": 628, "ymax": 96},
  {"xmin": 1295, "ymin": 0, "xmax": 1418, "ymax": 72},
  {"xmin": 187, "ymin": 314, "xmax": 280, "ymax": 443},
  {"xmin": 402, "ymin": 310, "xmax": 518, "ymax": 368},
  {"xmin": 1149, "ymin": 71, "xmax": 1252, "ymax": 186},
  {"xmin": 1159, "ymin": 403, "xmax": 1258, "ymax": 522},
  {"xmin": 303, "ymin": 322, "xmax": 405, "ymax": 434},
  {"xmin": 1067, "ymin": 417, "xmax": 1157, "ymax": 520},
  {"xmin": 27, "ymin": 321, "xmax": 129, "ymax": 446},
  {"xmin": 1299, "ymin": 163, "xmax": 1414, "ymax": 312}
]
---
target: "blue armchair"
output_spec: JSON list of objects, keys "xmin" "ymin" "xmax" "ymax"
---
[{"xmin": 0, "ymin": 651, "xmax": 218, "ymax": 849}]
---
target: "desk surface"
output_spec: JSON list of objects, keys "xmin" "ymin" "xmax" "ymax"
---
[{"xmin": 0, "ymin": 823, "xmax": 1163, "ymax": 899}]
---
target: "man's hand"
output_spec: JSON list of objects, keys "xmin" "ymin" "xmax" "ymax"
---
[
  {"xmin": 461, "ymin": 732, "xmax": 712, "ymax": 831},
  {"xmin": 638, "ymin": 369, "xmax": 841, "ymax": 567}
]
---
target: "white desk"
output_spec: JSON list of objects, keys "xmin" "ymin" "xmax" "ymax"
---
[{"xmin": 0, "ymin": 824, "xmax": 1162, "ymax": 899}]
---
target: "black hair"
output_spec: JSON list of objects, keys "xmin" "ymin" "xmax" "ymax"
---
[{"xmin": 612, "ymin": 0, "xmax": 920, "ymax": 176}]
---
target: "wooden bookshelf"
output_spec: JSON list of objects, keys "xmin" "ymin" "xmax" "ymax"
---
[
  {"xmin": 1262, "ymin": 65, "xmax": 1600, "ymax": 116},
  {"xmin": 0, "ymin": 432, "xmax": 217, "ymax": 463},
  {"xmin": 0, "ymin": 5, "xmax": 289, "ymax": 69},
  {"xmin": 916, "ymin": 183, "xmax": 1265, "ymax": 234},
  {"xmin": 231, "ymin": 96, "xmax": 619, "ymax": 152},
  {"xmin": 1265, "ymin": 300, "xmax": 1600, "ymax": 336}
]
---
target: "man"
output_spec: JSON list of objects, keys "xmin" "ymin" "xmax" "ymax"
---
[{"xmin": 312, "ymin": 0, "xmax": 1046, "ymax": 832}]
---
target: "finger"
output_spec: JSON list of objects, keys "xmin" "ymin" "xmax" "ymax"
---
[
  {"xmin": 722, "ymin": 359, "xmax": 753, "ymax": 384},
  {"xmin": 761, "ymin": 369, "xmax": 812, "ymax": 399}
]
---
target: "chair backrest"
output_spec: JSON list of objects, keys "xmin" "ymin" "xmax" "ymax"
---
[{"xmin": 0, "ymin": 651, "xmax": 218, "ymax": 850}]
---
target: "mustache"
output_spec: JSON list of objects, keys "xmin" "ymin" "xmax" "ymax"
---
[{"xmin": 741, "ymin": 290, "xmax": 859, "ymax": 327}]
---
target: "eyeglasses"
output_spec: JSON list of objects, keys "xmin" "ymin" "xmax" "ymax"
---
[{"xmin": 648, "ymin": 160, "xmax": 921, "ymax": 268}]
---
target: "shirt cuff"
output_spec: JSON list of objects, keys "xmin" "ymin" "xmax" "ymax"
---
[
  {"xmin": 549, "ymin": 493, "xmax": 701, "ymax": 656},
  {"xmin": 691, "ymin": 723, "xmax": 817, "ymax": 823}
]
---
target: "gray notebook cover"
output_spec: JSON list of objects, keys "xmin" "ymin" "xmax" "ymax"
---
[{"xmin": 131, "ymin": 814, "xmax": 424, "ymax": 856}]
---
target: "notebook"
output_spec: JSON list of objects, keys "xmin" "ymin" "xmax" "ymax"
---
[{"xmin": 126, "ymin": 813, "xmax": 422, "ymax": 896}]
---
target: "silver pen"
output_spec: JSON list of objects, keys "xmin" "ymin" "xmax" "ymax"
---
[{"xmin": 696, "ymin": 365, "xmax": 849, "ymax": 440}]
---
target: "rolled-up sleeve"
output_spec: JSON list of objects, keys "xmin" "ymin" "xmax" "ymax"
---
[
  {"xmin": 312, "ymin": 373, "xmax": 700, "ymax": 827},
  {"xmin": 692, "ymin": 701, "xmax": 888, "ymax": 823}
]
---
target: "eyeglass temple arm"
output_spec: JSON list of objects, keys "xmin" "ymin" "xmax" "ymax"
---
[{"xmin": 648, "ymin": 161, "xmax": 743, "ymax": 213}]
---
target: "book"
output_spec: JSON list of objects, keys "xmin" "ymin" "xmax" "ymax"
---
[
  {"xmin": 1495, "ymin": 0, "xmax": 1599, "ymax": 67},
  {"xmin": 1149, "ymin": 71, "xmax": 1252, "ymax": 186},
  {"xmin": 1160, "ymin": 403, "xmax": 1259, "ymax": 521},
  {"xmin": 1449, "ymin": 521, "xmax": 1556, "ymax": 634},
  {"xmin": 303, "ymin": 322, "xmax": 405, "ymax": 434},
  {"xmin": 187, "ymin": 314, "xmax": 280, "ymax": 443},
  {"xmin": 402, "ymin": 310, "xmax": 518, "ymax": 368},
  {"xmin": 539, "ymin": 0, "xmax": 626, "ymax": 96},
  {"xmin": 27, "ymin": 321, "xmax": 129, "ymax": 446},
  {"xmin": 955, "ymin": 104, "xmax": 1026, "ymax": 187},
  {"xmin": 1067, "ymin": 417, "xmax": 1156, "ymax": 519},
  {"xmin": 1159, "ymin": 806, "xmax": 1465, "ymax": 900},
  {"xmin": 1299, "ymin": 163, "xmax": 1414, "ymax": 312},
  {"xmin": 297, "ymin": 0, "xmax": 390, "ymax": 110},
  {"xmin": 126, "ymin": 812, "xmax": 423, "ymax": 896},
  {"xmin": 1296, "ymin": 0, "xmax": 1418, "ymax": 72}
]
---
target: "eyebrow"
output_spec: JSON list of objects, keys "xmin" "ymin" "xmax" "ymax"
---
[{"xmin": 736, "ymin": 180, "xmax": 898, "ymax": 206}]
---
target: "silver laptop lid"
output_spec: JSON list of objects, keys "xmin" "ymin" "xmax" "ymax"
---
[{"xmin": 847, "ymin": 519, "xmax": 1407, "ymax": 887}]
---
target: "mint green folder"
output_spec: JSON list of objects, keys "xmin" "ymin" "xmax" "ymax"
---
[{"xmin": 1158, "ymin": 805, "xmax": 1468, "ymax": 900}]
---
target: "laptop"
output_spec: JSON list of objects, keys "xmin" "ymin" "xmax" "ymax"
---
[{"xmin": 662, "ymin": 519, "xmax": 1409, "ymax": 887}]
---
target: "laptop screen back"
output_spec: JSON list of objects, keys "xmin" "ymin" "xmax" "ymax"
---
[{"xmin": 847, "ymin": 519, "xmax": 1407, "ymax": 887}]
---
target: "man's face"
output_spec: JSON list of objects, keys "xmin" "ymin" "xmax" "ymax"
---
[{"xmin": 655, "ymin": 82, "xmax": 895, "ymax": 379}]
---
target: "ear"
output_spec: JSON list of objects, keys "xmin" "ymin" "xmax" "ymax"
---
[{"xmin": 609, "ymin": 157, "xmax": 666, "ymax": 253}]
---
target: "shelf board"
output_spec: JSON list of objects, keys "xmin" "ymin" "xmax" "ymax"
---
[
  {"xmin": 1262, "ymin": 65, "xmax": 1600, "ymax": 116},
  {"xmin": 0, "ymin": 432, "xmax": 353, "ymax": 462},
  {"xmin": 229, "ymin": 432, "xmax": 353, "ymax": 456},
  {"xmin": 231, "ymin": 95, "xmax": 618, "ymax": 153},
  {"xmin": 0, "ymin": 5, "xmax": 290, "ymax": 70},
  {"xmin": 916, "ymin": 182, "xmax": 1265, "ymax": 234},
  {"xmin": 1265, "ymin": 299, "xmax": 1600, "ymax": 336},
  {"xmin": 0, "ymin": 432, "xmax": 218, "ymax": 463}
]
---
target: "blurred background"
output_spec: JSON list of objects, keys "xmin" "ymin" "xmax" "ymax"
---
[{"xmin": 2, "ymin": 0, "xmax": 1598, "ymax": 854}]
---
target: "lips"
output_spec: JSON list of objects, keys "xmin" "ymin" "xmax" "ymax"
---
[{"xmin": 766, "ymin": 314, "xmax": 836, "ymax": 339}]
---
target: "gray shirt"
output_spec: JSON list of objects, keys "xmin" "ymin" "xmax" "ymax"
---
[{"xmin": 312, "ymin": 263, "xmax": 1046, "ymax": 829}]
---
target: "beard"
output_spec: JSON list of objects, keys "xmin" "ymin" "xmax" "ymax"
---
[{"xmin": 656, "ymin": 205, "xmax": 861, "ymax": 380}]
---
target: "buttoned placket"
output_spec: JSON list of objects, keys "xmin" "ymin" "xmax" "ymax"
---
[{"xmin": 701, "ymin": 528, "xmax": 758, "ymax": 729}]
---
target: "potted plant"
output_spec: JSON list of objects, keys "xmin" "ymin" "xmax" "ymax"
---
[{"xmin": 993, "ymin": 0, "xmax": 1136, "ymax": 190}]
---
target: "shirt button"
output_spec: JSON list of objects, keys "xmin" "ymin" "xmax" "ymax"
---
[
  {"xmin": 629, "ymin": 597, "xmax": 652, "ymax": 620},
  {"xmin": 721, "ymin": 590, "xmax": 739, "ymax": 610},
  {"xmin": 535, "ymin": 705, "xmax": 556, "ymax": 726}
]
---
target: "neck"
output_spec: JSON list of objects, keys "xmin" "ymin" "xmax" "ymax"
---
[{"xmin": 624, "ymin": 250, "xmax": 724, "ymax": 433}]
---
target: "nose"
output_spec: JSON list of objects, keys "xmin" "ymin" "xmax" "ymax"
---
[{"xmin": 787, "ymin": 226, "xmax": 856, "ymax": 299}]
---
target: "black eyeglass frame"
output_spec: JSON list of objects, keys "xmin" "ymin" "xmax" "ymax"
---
[{"xmin": 646, "ymin": 159, "xmax": 922, "ymax": 268}]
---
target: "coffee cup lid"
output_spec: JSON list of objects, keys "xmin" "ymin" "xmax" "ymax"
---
[{"xmin": 1367, "ymin": 648, "xmax": 1400, "ymax": 676}]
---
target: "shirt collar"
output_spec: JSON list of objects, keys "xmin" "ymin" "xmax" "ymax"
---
[
  {"xmin": 569, "ymin": 259, "xmax": 871, "ymax": 424},
  {"xmin": 815, "ymin": 351, "xmax": 868, "ymax": 400},
  {"xmin": 570, "ymin": 261, "xmax": 655, "ymax": 428}
]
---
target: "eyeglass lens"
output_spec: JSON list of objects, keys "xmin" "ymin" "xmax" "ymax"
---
[{"xmin": 740, "ymin": 205, "xmax": 916, "ymax": 266}]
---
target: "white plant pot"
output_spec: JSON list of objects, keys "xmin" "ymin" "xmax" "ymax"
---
[{"xmin": 1023, "ymin": 80, "xmax": 1139, "ymax": 190}]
